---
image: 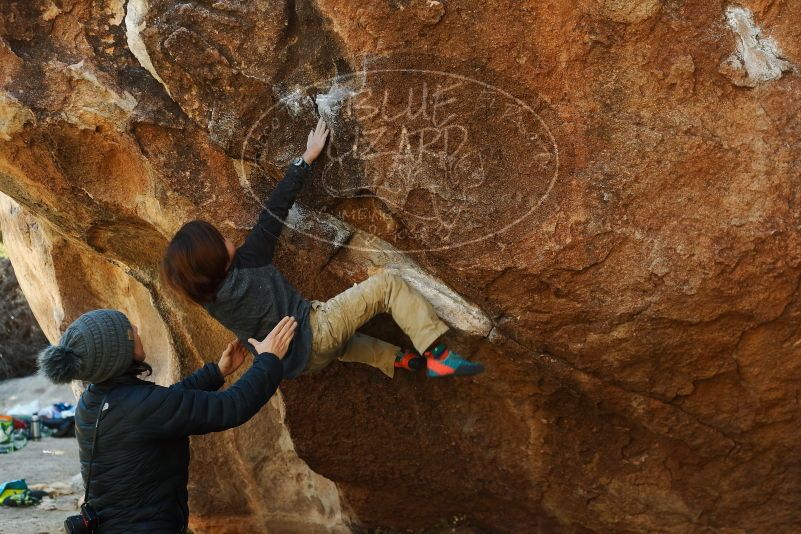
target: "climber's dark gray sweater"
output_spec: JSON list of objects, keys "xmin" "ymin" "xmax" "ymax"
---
[{"xmin": 204, "ymin": 163, "xmax": 312, "ymax": 379}]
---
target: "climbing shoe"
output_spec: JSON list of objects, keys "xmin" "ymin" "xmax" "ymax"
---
[
  {"xmin": 394, "ymin": 349, "xmax": 426, "ymax": 371},
  {"xmin": 424, "ymin": 343, "xmax": 485, "ymax": 378}
]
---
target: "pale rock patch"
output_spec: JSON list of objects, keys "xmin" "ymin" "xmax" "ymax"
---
[
  {"xmin": 720, "ymin": 6, "xmax": 793, "ymax": 87},
  {"xmin": 0, "ymin": 92, "xmax": 35, "ymax": 141}
]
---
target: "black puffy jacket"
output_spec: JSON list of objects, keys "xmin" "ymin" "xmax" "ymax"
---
[{"xmin": 75, "ymin": 354, "xmax": 283, "ymax": 533}]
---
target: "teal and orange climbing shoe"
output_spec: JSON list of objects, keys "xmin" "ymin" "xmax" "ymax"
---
[
  {"xmin": 394, "ymin": 349, "xmax": 426, "ymax": 371},
  {"xmin": 424, "ymin": 343, "xmax": 485, "ymax": 378}
]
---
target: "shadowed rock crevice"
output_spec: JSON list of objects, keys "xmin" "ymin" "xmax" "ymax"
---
[{"xmin": 0, "ymin": 255, "xmax": 47, "ymax": 379}]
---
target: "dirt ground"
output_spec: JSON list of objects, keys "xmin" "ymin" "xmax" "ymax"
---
[{"xmin": 1, "ymin": 375, "xmax": 81, "ymax": 534}]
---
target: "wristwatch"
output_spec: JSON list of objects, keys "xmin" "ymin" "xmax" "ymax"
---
[{"xmin": 292, "ymin": 156, "xmax": 311, "ymax": 170}]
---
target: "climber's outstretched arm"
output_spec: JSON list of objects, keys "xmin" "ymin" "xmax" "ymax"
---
[
  {"xmin": 236, "ymin": 163, "xmax": 310, "ymax": 266},
  {"xmin": 236, "ymin": 119, "xmax": 329, "ymax": 266}
]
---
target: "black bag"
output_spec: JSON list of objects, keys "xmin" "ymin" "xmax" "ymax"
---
[{"xmin": 41, "ymin": 415, "xmax": 76, "ymax": 437}]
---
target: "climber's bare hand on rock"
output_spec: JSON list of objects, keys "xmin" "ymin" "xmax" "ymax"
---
[
  {"xmin": 248, "ymin": 316, "xmax": 297, "ymax": 360},
  {"xmin": 303, "ymin": 118, "xmax": 329, "ymax": 164}
]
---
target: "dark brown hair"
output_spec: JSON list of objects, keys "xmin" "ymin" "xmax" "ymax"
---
[
  {"xmin": 127, "ymin": 361, "xmax": 153, "ymax": 378},
  {"xmin": 162, "ymin": 221, "xmax": 230, "ymax": 304}
]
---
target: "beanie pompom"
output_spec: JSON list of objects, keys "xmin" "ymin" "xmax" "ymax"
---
[{"xmin": 38, "ymin": 345, "xmax": 83, "ymax": 384}]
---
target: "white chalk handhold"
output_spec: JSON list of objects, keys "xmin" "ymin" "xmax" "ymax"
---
[{"xmin": 723, "ymin": 6, "xmax": 793, "ymax": 86}]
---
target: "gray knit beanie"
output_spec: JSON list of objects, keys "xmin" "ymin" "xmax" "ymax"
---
[{"xmin": 38, "ymin": 309, "xmax": 135, "ymax": 384}]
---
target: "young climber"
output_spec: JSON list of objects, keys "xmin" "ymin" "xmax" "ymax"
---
[{"xmin": 162, "ymin": 118, "xmax": 484, "ymax": 381}]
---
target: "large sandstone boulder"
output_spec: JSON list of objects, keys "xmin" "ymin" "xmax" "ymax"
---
[{"xmin": 1, "ymin": 1, "xmax": 799, "ymax": 531}]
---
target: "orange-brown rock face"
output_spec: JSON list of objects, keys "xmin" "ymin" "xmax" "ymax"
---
[{"xmin": 1, "ymin": 1, "xmax": 800, "ymax": 532}]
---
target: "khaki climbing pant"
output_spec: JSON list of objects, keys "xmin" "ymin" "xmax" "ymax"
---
[{"xmin": 305, "ymin": 270, "xmax": 450, "ymax": 378}]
